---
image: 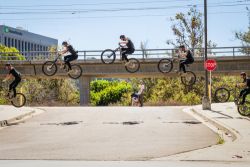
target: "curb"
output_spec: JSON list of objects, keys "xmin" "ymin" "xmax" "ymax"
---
[
  {"xmin": 190, "ymin": 108, "xmax": 239, "ymax": 141},
  {"xmin": 0, "ymin": 110, "xmax": 36, "ymax": 127}
]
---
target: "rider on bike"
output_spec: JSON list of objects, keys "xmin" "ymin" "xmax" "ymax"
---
[
  {"xmin": 119, "ymin": 35, "xmax": 135, "ymax": 65},
  {"xmin": 61, "ymin": 41, "xmax": 78, "ymax": 73},
  {"xmin": 3, "ymin": 64, "xmax": 21, "ymax": 98},
  {"xmin": 178, "ymin": 45, "xmax": 194, "ymax": 74},
  {"xmin": 237, "ymin": 72, "xmax": 250, "ymax": 105}
]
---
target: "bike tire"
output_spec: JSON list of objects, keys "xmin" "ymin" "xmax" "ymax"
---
[
  {"xmin": 237, "ymin": 101, "xmax": 250, "ymax": 116},
  {"xmin": 125, "ymin": 58, "xmax": 140, "ymax": 73},
  {"xmin": 11, "ymin": 93, "xmax": 26, "ymax": 108},
  {"xmin": 157, "ymin": 58, "xmax": 173, "ymax": 73},
  {"xmin": 42, "ymin": 61, "xmax": 57, "ymax": 76},
  {"xmin": 214, "ymin": 87, "xmax": 230, "ymax": 103},
  {"xmin": 180, "ymin": 71, "xmax": 196, "ymax": 86},
  {"xmin": 101, "ymin": 49, "xmax": 116, "ymax": 64},
  {"xmin": 68, "ymin": 64, "xmax": 82, "ymax": 79}
]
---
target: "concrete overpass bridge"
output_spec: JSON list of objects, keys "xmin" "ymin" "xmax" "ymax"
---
[{"xmin": 0, "ymin": 46, "xmax": 250, "ymax": 105}]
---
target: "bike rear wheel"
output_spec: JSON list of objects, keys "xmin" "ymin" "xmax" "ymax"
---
[
  {"xmin": 101, "ymin": 49, "xmax": 116, "ymax": 64},
  {"xmin": 11, "ymin": 93, "xmax": 26, "ymax": 108},
  {"xmin": 180, "ymin": 71, "xmax": 196, "ymax": 86},
  {"xmin": 157, "ymin": 58, "xmax": 173, "ymax": 73},
  {"xmin": 42, "ymin": 61, "xmax": 57, "ymax": 76},
  {"xmin": 125, "ymin": 58, "xmax": 140, "ymax": 73},
  {"xmin": 68, "ymin": 64, "xmax": 82, "ymax": 79},
  {"xmin": 238, "ymin": 101, "xmax": 250, "ymax": 116},
  {"xmin": 214, "ymin": 87, "xmax": 230, "ymax": 103}
]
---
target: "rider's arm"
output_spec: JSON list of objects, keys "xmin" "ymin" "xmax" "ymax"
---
[
  {"xmin": 3, "ymin": 74, "xmax": 12, "ymax": 82},
  {"xmin": 119, "ymin": 38, "xmax": 128, "ymax": 45},
  {"xmin": 177, "ymin": 50, "xmax": 187, "ymax": 59},
  {"xmin": 236, "ymin": 82, "xmax": 247, "ymax": 88},
  {"xmin": 60, "ymin": 46, "xmax": 68, "ymax": 55}
]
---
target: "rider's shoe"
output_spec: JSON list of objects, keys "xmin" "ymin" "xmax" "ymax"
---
[
  {"xmin": 67, "ymin": 69, "xmax": 73, "ymax": 74},
  {"xmin": 125, "ymin": 61, "xmax": 130, "ymax": 66},
  {"xmin": 174, "ymin": 70, "xmax": 181, "ymax": 75},
  {"xmin": 60, "ymin": 65, "xmax": 65, "ymax": 69},
  {"xmin": 5, "ymin": 93, "xmax": 10, "ymax": 98},
  {"xmin": 239, "ymin": 101, "xmax": 245, "ymax": 105},
  {"xmin": 182, "ymin": 72, "xmax": 188, "ymax": 76}
]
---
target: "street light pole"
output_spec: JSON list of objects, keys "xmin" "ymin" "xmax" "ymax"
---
[{"xmin": 202, "ymin": 0, "xmax": 211, "ymax": 110}]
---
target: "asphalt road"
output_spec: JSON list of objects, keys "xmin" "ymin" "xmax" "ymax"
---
[{"xmin": 0, "ymin": 106, "xmax": 218, "ymax": 160}]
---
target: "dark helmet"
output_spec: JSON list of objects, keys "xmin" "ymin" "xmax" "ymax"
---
[
  {"xmin": 62, "ymin": 41, "xmax": 68, "ymax": 45},
  {"xmin": 240, "ymin": 72, "xmax": 246, "ymax": 76},
  {"xmin": 179, "ymin": 45, "xmax": 185, "ymax": 49},
  {"xmin": 120, "ymin": 35, "xmax": 125, "ymax": 39}
]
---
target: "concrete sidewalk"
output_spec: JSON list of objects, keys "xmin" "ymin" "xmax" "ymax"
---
[
  {"xmin": 154, "ymin": 102, "xmax": 250, "ymax": 162},
  {"xmin": 0, "ymin": 105, "xmax": 41, "ymax": 127}
]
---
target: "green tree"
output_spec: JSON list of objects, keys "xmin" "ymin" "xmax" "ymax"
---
[
  {"xmin": 0, "ymin": 44, "xmax": 25, "ymax": 60},
  {"xmin": 90, "ymin": 80, "xmax": 132, "ymax": 106},
  {"xmin": 235, "ymin": 7, "xmax": 250, "ymax": 54},
  {"xmin": 167, "ymin": 7, "xmax": 216, "ymax": 56}
]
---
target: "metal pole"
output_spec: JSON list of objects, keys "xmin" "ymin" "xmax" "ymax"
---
[{"xmin": 202, "ymin": 0, "xmax": 211, "ymax": 110}]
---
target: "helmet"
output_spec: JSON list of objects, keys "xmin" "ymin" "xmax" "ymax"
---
[
  {"xmin": 240, "ymin": 72, "xmax": 246, "ymax": 76},
  {"xmin": 179, "ymin": 45, "xmax": 185, "ymax": 49},
  {"xmin": 120, "ymin": 35, "xmax": 125, "ymax": 39},
  {"xmin": 62, "ymin": 41, "xmax": 68, "ymax": 45}
]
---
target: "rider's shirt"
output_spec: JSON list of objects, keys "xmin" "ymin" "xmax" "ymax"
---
[
  {"xmin": 127, "ymin": 38, "xmax": 135, "ymax": 51},
  {"xmin": 186, "ymin": 50, "xmax": 194, "ymax": 61},
  {"xmin": 9, "ymin": 68, "xmax": 21, "ymax": 80},
  {"xmin": 67, "ymin": 45, "xmax": 77, "ymax": 56},
  {"xmin": 243, "ymin": 78, "xmax": 250, "ymax": 88}
]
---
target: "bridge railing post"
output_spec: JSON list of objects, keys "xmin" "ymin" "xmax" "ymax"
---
[
  {"xmin": 233, "ymin": 47, "xmax": 235, "ymax": 57},
  {"xmin": 84, "ymin": 51, "xmax": 86, "ymax": 61},
  {"xmin": 142, "ymin": 50, "xmax": 145, "ymax": 60}
]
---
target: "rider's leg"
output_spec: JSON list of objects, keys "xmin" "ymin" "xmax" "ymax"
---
[
  {"xmin": 64, "ymin": 55, "xmax": 71, "ymax": 70},
  {"xmin": 121, "ymin": 48, "xmax": 132, "ymax": 62},
  {"xmin": 8, "ymin": 81, "xmax": 15, "ymax": 97},
  {"xmin": 9, "ymin": 79, "xmax": 21, "ymax": 97},
  {"xmin": 180, "ymin": 59, "xmax": 194, "ymax": 73},
  {"xmin": 240, "ymin": 88, "xmax": 250, "ymax": 104},
  {"xmin": 179, "ymin": 60, "xmax": 186, "ymax": 73},
  {"xmin": 64, "ymin": 55, "xmax": 77, "ymax": 71}
]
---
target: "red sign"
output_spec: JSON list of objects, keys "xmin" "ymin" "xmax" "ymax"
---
[{"xmin": 205, "ymin": 59, "xmax": 217, "ymax": 71}]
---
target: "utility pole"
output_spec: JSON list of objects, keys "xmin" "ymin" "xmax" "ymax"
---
[{"xmin": 202, "ymin": 0, "xmax": 211, "ymax": 110}]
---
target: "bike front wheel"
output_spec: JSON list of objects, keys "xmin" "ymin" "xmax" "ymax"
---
[
  {"xmin": 238, "ymin": 101, "xmax": 250, "ymax": 116},
  {"xmin": 157, "ymin": 58, "xmax": 173, "ymax": 73},
  {"xmin": 11, "ymin": 93, "xmax": 26, "ymax": 108},
  {"xmin": 42, "ymin": 61, "xmax": 57, "ymax": 76},
  {"xmin": 125, "ymin": 58, "xmax": 140, "ymax": 73},
  {"xmin": 68, "ymin": 64, "xmax": 82, "ymax": 79},
  {"xmin": 214, "ymin": 87, "xmax": 230, "ymax": 103},
  {"xmin": 180, "ymin": 71, "xmax": 196, "ymax": 86},
  {"xmin": 101, "ymin": 49, "xmax": 116, "ymax": 64}
]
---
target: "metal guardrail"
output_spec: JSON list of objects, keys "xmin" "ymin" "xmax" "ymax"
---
[{"xmin": 0, "ymin": 46, "xmax": 249, "ymax": 62}]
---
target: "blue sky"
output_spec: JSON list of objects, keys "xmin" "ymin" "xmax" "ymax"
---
[{"xmin": 0, "ymin": 0, "xmax": 249, "ymax": 50}]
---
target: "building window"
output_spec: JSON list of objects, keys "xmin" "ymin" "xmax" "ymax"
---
[
  {"xmin": 14, "ymin": 39, "xmax": 17, "ymax": 48},
  {"xmin": 11, "ymin": 38, "xmax": 14, "ymax": 47},
  {"xmin": 4, "ymin": 37, "xmax": 7, "ymax": 46},
  {"xmin": 18, "ymin": 40, "xmax": 21, "ymax": 51},
  {"xmin": 8, "ymin": 38, "xmax": 11, "ymax": 47},
  {"xmin": 34, "ymin": 44, "xmax": 36, "ymax": 51},
  {"xmin": 24, "ymin": 42, "xmax": 27, "ymax": 51},
  {"xmin": 28, "ymin": 42, "xmax": 30, "ymax": 51},
  {"xmin": 21, "ymin": 41, "xmax": 24, "ymax": 51},
  {"xmin": 31, "ymin": 43, "xmax": 33, "ymax": 51}
]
